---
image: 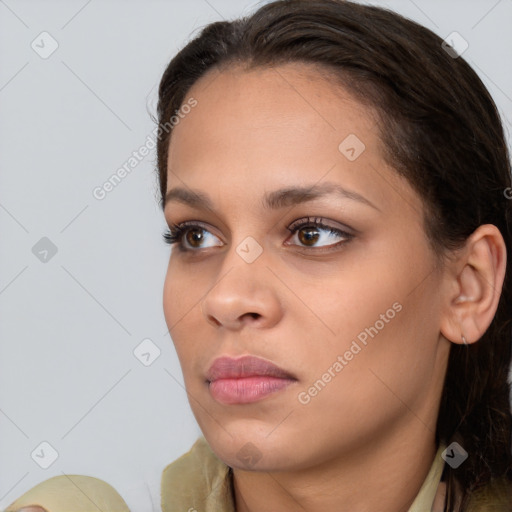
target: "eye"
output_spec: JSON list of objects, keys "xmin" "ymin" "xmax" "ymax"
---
[
  {"xmin": 162, "ymin": 221, "xmax": 223, "ymax": 250},
  {"xmin": 162, "ymin": 217, "xmax": 354, "ymax": 252},
  {"xmin": 285, "ymin": 217, "xmax": 353, "ymax": 249}
]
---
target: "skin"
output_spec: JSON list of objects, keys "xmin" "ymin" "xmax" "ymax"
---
[{"xmin": 162, "ymin": 62, "xmax": 506, "ymax": 512}]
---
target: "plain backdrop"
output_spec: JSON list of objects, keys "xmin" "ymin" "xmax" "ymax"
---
[{"xmin": 1, "ymin": 0, "xmax": 511, "ymax": 510}]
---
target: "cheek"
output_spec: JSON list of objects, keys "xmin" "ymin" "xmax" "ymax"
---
[
  {"xmin": 162, "ymin": 262, "xmax": 196, "ymax": 360},
  {"xmin": 163, "ymin": 259, "xmax": 202, "ymax": 326},
  {"xmin": 162, "ymin": 265, "xmax": 178, "ymax": 324},
  {"xmin": 163, "ymin": 260, "xmax": 210, "ymax": 375},
  {"xmin": 313, "ymin": 265, "xmax": 403, "ymax": 350},
  {"xmin": 303, "ymin": 243, "xmax": 439, "ymax": 392},
  {"xmin": 322, "ymin": 285, "xmax": 439, "ymax": 413},
  {"xmin": 291, "ymin": 299, "xmax": 437, "ymax": 446}
]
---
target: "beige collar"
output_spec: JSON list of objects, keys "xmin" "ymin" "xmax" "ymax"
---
[{"xmin": 406, "ymin": 443, "xmax": 446, "ymax": 512}]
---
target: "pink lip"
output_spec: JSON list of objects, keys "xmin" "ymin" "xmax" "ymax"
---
[{"xmin": 206, "ymin": 355, "xmax": 297, "ymax": 405}]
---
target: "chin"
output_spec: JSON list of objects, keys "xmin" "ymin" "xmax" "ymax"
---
[{"xmin": 202, "ymin": 425, "xmax": 302, "ymax": 471}]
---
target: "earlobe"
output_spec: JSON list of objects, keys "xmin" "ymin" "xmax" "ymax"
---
[{"xmin": 440, "ymin": 224, "xmax": 507, "ymax": 346}]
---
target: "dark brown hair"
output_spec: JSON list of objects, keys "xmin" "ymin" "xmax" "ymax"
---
[{"xmin": 154, "ymin": 0, "xmax": 512, "ymax": 509}]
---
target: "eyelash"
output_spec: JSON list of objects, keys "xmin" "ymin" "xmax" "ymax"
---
[{"xmin": 162, "ymin": 217, "xmax": 354, "ymax": 252}]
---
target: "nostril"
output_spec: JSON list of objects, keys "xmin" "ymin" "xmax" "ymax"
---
[{"xmin": 207, "ymin": 314, "xmax": 222, "ymax": 327}]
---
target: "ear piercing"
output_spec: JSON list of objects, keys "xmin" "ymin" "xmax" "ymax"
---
[{"xmin": 461, "ymin": 334, "xmax": 468, "ymax": 345}]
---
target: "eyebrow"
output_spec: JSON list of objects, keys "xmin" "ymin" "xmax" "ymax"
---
[{"xmin": 164, "ymin": 182, "xmax": 380, "ymax": 212}]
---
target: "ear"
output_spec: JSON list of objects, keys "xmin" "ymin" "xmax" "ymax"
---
[{"xmin": 440, "ymin": 224, "xmax": 507, "ymax": 345}]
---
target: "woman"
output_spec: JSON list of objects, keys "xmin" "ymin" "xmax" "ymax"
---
[{"xmin": 6, "ymin": 0, "xmax": 511, "ymax": 510}]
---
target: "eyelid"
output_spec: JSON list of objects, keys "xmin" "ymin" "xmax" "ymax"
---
[{"xmin": 286, "ymin": 216, "xmax": 355, "ymax": 236}]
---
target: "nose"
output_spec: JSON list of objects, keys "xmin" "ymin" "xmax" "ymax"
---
[{"xmin": 200, "ymin": 252, "xmax": 283, "ymax": 331}]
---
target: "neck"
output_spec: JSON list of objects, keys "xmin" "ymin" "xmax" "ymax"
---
[{"xmin": 232, "ymin": 421, "xmax": 438, "ymax": 512}]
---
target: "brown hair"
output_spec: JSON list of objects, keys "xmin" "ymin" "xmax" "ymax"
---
[{"xmin": 154, "ymin": 0, "xmax": 512, "ymax": 509}]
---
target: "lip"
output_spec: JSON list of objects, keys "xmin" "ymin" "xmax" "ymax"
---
[{"xmin": 206, "ymin": 355, "xmax": 297, "ymax": 405}]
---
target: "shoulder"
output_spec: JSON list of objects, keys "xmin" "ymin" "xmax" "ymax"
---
[
  {"xmin": 161, "ymin": 436, "xmax": 235, "ymax": 512},
  {"xmin": 466, "ymin": 476, "xmax": 512, "ymax": 512},
  {"xmin": 3, "ymin": 475, "xmax": 130, "ymax": 512}
]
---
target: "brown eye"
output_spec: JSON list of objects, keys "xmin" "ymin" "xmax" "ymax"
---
[
  {"xmin": 186, "ymin": 227, "xmax": 206, "ymax": 248},
  {"xmin": 162, "ymin": 221, "xmax": 223, "ymax": 250},
  {"xmin": 298, "ymin": 227, "xmax": 320, "ymax": 246},
  {"xmin": 286, "ymin": 217, "xmax": 354, "ymax": 250}
]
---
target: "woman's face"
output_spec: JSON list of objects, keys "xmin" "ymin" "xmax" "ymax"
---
[{"xmin": 162, "ymin": 62, "xmax": 451, "ymax": 471}]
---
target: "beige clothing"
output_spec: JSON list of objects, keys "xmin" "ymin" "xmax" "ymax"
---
[
  {"xmin": 5, "ymin": 437, "xmax": 511, "ymax": 511},
  {"xmin": 4, "ymin": 475, "xmax": 130, "ymax": 512}
]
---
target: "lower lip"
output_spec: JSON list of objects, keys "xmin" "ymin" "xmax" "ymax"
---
[{"xmin": 209, "ymin": 376, "xmax": 296, "ymax": 404}]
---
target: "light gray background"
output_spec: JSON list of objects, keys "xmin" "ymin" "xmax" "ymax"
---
[{"xmin": 1, "ymin": 0, "xmax": 511, "ymax": 510}]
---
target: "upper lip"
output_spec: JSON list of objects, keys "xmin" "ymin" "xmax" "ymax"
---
[{"xmin": 206, "ymin": 355, "xmax": 296, "ymax": 382}]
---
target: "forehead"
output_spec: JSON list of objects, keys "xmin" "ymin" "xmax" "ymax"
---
[
  {"xmin": 195, "ymin": 61, "xmax": 365, "ymax": 109},
  {"xmin": 164, "ymin": 62, "xmax": 416, "ymax": 219},
  {"xmin": 168, "ymin": 63, "xmax": 377, "ymax": 163}
]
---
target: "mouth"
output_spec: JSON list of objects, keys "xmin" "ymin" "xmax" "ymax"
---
[{"xmin": 206, "ymin": 355, "xmax": 298, "ymax": 405}]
